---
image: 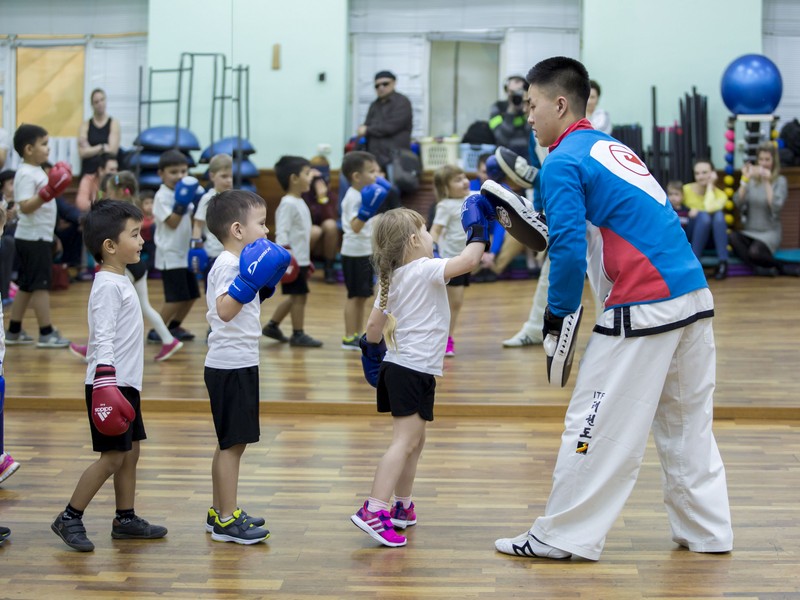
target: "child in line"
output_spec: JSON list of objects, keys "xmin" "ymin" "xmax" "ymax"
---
[
  {"xmin": 262, "ymin": 156, "xmax": 323, "ymax": 347},
  {"xmin": 430, "ymin": 165, "xmax": 472, "ymax": 357},
  {"xmin": 192, "ymin": 153, "xmax": 234, "ymax": 286},
  {"xmin": 0, "ymin": 169, "xmax": 17, "ymax": 306},
  {"xmin": 204, "ymin": 190, "xmax": 289, "ymax": 544},
  {"xmin": 0, "ymin": 203, "xmax": 20, "ymax": 489},
  {"xmin": 69, "ymin": 172, "xmax": 183, "ymax": 362},
  {"xmin": 52, "ymin": 200, "xmax": 167, "ymax": 552},
  {"xmin": 140, "ymin": 190, "xmax": 156, "ymax": 272},
  {"xmin": 339, "ymin": 150, "xmax": 381, "ymax": 349},
  {"xmin": 151, "ymin": 150, "xmax": 200, "ymax": 343},
  {"xmin": 352, "ymin": 204, "xmax": 488, "ymax": 547},
  {"xmin": 667, "ymin": 180, "xmax": 689, "ymax": 230},
  {"xmin": 6, "ymin": 124, "xmax": 72, "ymax": 348}
]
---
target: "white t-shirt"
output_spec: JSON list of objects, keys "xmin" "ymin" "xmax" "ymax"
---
[
  {"xmin": 194, "ymin": 187, "xmax": 223, "ymax": 258},
  {"xmin": 340, "ymin": 186, "xmax": 373, "ymax": 257},
  {"xmin": 432, "ymin": 198, "xmax": 467, "ymax": 258},
  {"xmin": 205, "ymin": 250, "xmax": 261, "ymax": 369},
  {"xmin": 14, "ymin": 163, "xmax": 55, "ymax": 242},
  {"xmin": 375, "ymin": 257, "xmax": 450, "ymax": 376},
  {"xmin": 275, "ymin": 194, "xmax": 312, "ymax": 266},
  {"xmin": 84, "ymin": 271, "xmax": 144, "ymax": 390},
  {"xmin": 153, "ymin": 184, "xmax": 193, "ymax": 270}
]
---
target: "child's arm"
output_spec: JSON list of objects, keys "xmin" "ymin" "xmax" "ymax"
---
[
  {"xmin": 443, "ymin": 242, "xmax": 484, "ymax": 280},
  {"xmin": 364, "ymin": 307, "xmax": 388, "ymax": 343},
  {"xmin": 429, "ymin": 223, "xmax": 444, "ymax": 244}
]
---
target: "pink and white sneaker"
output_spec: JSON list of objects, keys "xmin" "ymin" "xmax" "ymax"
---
[
  {"xmin": 0, "ymin": 453, "xmax": 20, "ymax": 483},
  {"xmin": 389, "ymin": 501, "xmax": 416, "ymax": 529},
  {"xmin": 351, "ymin": 502, "xmax": 406, "ymax": 547},
  {"xmin": 154, "ymin": 338, "xmax": 183, "ymax": 362},
  {"xmin": 69, "ymin": 343, "xmax": 88, "ymax": 361},
  {"xmin": 445, "ymin": 336, "xmax": 455, "ymax": 357}
]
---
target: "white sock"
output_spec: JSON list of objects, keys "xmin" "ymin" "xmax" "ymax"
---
[{"xmin": 366, "ymin": 497, "xmax": 390, "ymax": 514}]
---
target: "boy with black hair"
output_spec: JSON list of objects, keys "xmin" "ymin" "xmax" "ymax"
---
[
  {"xmin": 339, "ymin": 151, "xmax": 382, "ymax": 349},
  {"xmin": 493, "ymin": 56, "xmax": 732, "ymax": 562},
  {"xmin": 262, "ymin": 155, "xmax": 323, "ymax": 347},
  {"xmin": 151, "ymin": 149, "xmax": 201, "ymax": 343},
  {"xmin": 6, "ymin": 124, "xmax": 72, "ymax": 348},
  {"xmin": 204, "ymin": 190, "xmax": 289, "ymax": 544},
  {"xmin": 52, "ymin": 200, "xmax": 167, "ymax": 552}
]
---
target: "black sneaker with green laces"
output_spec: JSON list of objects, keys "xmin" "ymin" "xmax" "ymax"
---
[
  {"xmin": 111, "ymin": 515, "xmax": 167, "ymax": 539},
  {"xmin": 51, "ymin": 515, "xmax": 95, "ymax": 552},
  {"xmin": 211, "ymin": 508, "xmax": 270, "ymax": 545}
]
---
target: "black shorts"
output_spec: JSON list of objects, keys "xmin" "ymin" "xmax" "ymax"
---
[
  {"xmin": 342, "ymin": 255, "xmax": 374, "ymax": 298},
  {"xmin": 281, "ymin": 266, "xmax": 310, "ymax": 295},
  {"xmin": 377, "ymin": 362, "xmax": 436, "ymax": 422},
  {"xmin": 205, "ymin": 366, "xmax": 260, "ymax": 449},
  {"xmin": 447, "ymin": 272, "xmax": 470, "ymax": 288},
  {"xmin": 84, "ymin": 385, "xmax": 147, "ymax": 453},
  {"xmin": 15, "ymin": 239, "xmax": 53, "ymax": 292},
  {"xmin": 126, "ymin": 260, "xmax": 147, "ymax": 282},
  {"xmin": 161, "ymin": 267, "xmax": 200, "ymax": 302}
]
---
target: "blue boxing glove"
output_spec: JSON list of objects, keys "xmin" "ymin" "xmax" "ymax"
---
[
  {"xmin": 172, "ymin": 176, "xmax": 200, "ymax": 216},
  {"xmin": 375, "ymin": 176, "xmax": 392, "ymax": 191},
  {"xmin": 0, "ymin": 361, "xmax": 5, "ymax": 415},
  {"xmin": 356, "ymin": 184, "xmax": 388, "ymax": 222},
  {"xmin": 188, "ymin": 238, "xmax": 209, "ymax": 274},
  {"xmin": 485, "ymin": 155, "xmax": 504, "ymax": 183},
  {"xmin": 359, "ymin": 334, "xmax": 387, "ymax": 388},
  {"xmin": 460, "ymin": 193, "xmax": 494, "ymax": 248},
  {"xmin": 228, "ymin": 239, "xmax": 291, "ymax": 304}
]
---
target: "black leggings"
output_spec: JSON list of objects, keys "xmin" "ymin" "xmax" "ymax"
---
[{"xmin": 729, "ymin": 231, "xmax": 779, "ymax": 269}]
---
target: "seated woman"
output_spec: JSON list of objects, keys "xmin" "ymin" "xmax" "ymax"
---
[
  {"xmin": 683, "ymin": 159, "xmax": 729, "ymax": 280},
  {"xmin": 730, "ymin": 143, "xmax": 791, "ymax": 276}
]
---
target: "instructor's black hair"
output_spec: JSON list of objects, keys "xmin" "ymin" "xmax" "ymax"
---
[{"xmin": 526, "ymin": 57, "xmax": 590, "ymax": 117}]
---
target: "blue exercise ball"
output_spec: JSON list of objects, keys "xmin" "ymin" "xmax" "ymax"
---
[{"xmin": 720, "ymin": 54, "xmax": 782, "ymax": 115}]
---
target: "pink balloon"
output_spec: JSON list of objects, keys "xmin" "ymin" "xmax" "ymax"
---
[
  {"xmin": 725, "ymin": 130, "xmax": 735, "ymax": 141},
  {"xmin": 725, "ymin": 141, "xmax": 735, "ymax": 152}
]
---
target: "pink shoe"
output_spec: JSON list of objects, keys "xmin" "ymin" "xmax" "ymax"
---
[
  {"xmin": 445, "ymin": 336, "xmax": 455, "ymax": 357},
  {"xmin": 154, "ymin": 338, "xmax": 183, "ymax": 362},
  {"xmin": 0, "ymin": 453, "xmax": 20, "ymax": 483},
  {"xmin": 350, "ymin": 502, "xmax": 406, "ymax": 547},
  {"xmin": 69, "ymin": 342, "xmax": 88, "ymax": 361},
  {"xmin": 389, "ymin": 501, "xmax": 417, "ymax": 529}
]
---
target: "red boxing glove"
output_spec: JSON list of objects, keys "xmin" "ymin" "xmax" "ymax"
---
[
  {"xmin": 91, "ymin": 364, "xmax": 135, "ymax": 436},
  {"xmin": 54, "ymin": 161, "xmax": 73, "ymax": 174},
  {"xmin": 39, "ymin": 164, "xmax": 73, "ymax": 202}
]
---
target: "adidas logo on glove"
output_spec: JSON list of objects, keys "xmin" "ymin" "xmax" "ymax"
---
[{"xmin": 93, "ymin": 405, "xmax": 113, "ymax": 422}]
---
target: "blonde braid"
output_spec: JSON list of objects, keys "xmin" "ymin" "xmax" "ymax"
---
[{"xmin": 378, "ymin": 271, "xmax": 398, "ymax": 349}]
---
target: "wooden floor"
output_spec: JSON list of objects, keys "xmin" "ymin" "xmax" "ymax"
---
[
  {"xmin": 3, "ymin": 273, "xmax": 800, "ymax": 418},
  {"xmin": 0, "ymin": 411, "xmax": 798, "ymax": 599},
  {"xmin": 2, "ymin": 274, "xmax": 800, "ymax": 598}
]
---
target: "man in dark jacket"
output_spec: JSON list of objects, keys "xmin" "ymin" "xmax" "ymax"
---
[{"xmin": 357, "ymin": 71, "xmax": 413, "ymax": 173}]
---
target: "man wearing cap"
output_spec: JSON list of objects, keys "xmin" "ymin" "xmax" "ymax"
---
[{"xmin": 357, "ymin": 71, "xmax": 413, "ymax": 173}]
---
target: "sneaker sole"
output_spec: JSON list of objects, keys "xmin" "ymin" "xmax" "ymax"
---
[
  {"xmin": 5, "ymin": 339, "xmax": 34, "ymax": 345},
  {"xmin": 69, "ymin": 347, "xmax": 88, "ymax": 361},
  {"xmin": 51, "ymin": 522, "xmax": 95, "ymax": 552},
  {"xmin": 211, "ymin": 531, "xmax": 269, "ymax": 544},
  {"xmin": 111, "ymin": 529, "xmax": 168, "ymax": 540},
  {"xmin": 263, "ymin": 332, "xmax": 288, "ymax": 343},
  {"xmin": 154, "ymin": 341, "xmax": 184, "ymax": 362},
  {"xmin": 0, "ymin": 463, "xmax": 20, "ymax": 483},
  {"xmin": 341, "ymin": 344, "xmax": 361, "ymax": 350},
  {"xmin": 390, "ymin": 518, "xmax": 416, "ymax": 529},
  {"xmin": 37, "ymin": 341, "xmax": 70, "ymax": 348},
  {"xmin": 147, "ymin": 338, "xmax": 162, "ymax": 345},
  {"xmin": 350, "ymin": 514, "xmax": 406, "ymax": 547}
]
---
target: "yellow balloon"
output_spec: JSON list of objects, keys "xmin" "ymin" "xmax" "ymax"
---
[
  {"xmin": 771, "ymin": 128, "xmax": 779, "ymax": 139},
  {"xmin": 724, "ymin": 175, "xmax": 734, "ymax": 186},
  {"xmin": 724, "ymin": 214, "xmax": 734, "ymax": 225},
  {"xmin": 725, "ymin": 201, "xmax": 734, "ymax": 211},
  {"xmin": 725, "ymin": 187, "xmax": 734, "ymax": 197}
]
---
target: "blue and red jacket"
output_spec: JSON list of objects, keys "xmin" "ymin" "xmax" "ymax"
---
[{"xmin": 541, "ymin": 120, "xmax": 706, "ymax": 317}]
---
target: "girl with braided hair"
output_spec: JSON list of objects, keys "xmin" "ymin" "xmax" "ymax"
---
[{"xmin": 350, "ymin": 207, "xmax": 485, "ymax": 547}]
